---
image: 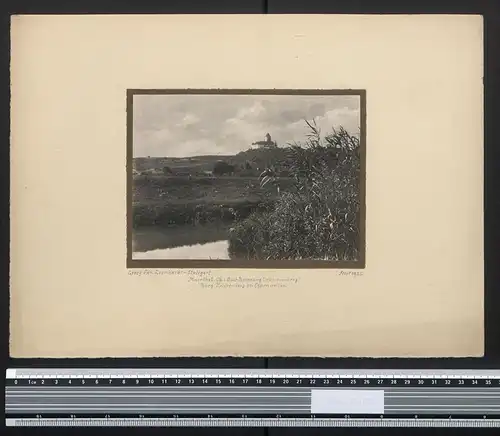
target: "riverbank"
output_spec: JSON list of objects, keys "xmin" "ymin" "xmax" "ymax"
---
[
  {"xmin": 131, "ymin": 173, "xmax": 283, "ymax": 258},
  {"xmin": 132, "ymin": 198, "xmax": 276, "ymax": 228},
  {"xmin": 132, "ymin": 174, "xmax": 288, "ymax": 228}
]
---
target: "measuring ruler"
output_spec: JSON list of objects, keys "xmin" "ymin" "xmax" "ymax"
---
[{"xmin": 5, "ymin": 369, "xmax": 500, "ymax": 427}]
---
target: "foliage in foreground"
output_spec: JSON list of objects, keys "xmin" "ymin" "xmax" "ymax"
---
[{"xmin": 228, "ymin": 121, "xmax": 361, "ymax": 261}]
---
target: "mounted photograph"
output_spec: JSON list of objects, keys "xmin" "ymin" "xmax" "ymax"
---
[
  {"xmin": 11, "ymin": 15, "xmax": 483, "ymax": 360},
  {"xmin": 128, "ymin": 90, "xmax": 366, "ymax": 268}
]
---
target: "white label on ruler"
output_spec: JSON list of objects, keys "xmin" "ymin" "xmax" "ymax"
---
[{"xmin": 310, "ymin": 390, "xmax": 385, "ymax": 414}]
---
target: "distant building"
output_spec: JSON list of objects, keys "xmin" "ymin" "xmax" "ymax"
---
[{"xmin": 252, "ymin": 133, "xmax": 277, "ymax": 149}]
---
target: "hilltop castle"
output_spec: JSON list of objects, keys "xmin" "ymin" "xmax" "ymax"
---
[{"xmin": 252, "ymin": 133, "xmax": 277, "ymax": 149}]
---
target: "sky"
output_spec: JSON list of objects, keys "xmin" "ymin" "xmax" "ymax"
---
[{"xmin": 132, "ymin": 94, "xmax": 360, "ymax": 157}]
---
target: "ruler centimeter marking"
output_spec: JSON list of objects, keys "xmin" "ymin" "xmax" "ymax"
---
[
  {"xmin": 7, "ymin": 369, "xmax": 500, "ymax": 377},
  {"xmin": 5, "ymin": 418, "xmax": 500, "ymax": 428},
  {"xmin": 6, "ymin": 369, "xmax": 500, "ymax": 428}
]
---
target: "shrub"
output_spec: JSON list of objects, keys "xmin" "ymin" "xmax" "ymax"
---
[
  {"xmin": 227, "ymin": 211, "xmax": 271, "ymax": 259},
  {"xmin": 213, "ymin": 160, "xmax": 235, "ymax": 176},
  {"xmin": 228, "ymin": 120, "xmax": 361, "ymax": 261}
]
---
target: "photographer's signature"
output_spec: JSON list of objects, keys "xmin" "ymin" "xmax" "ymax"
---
[{"xmin": 338, "ymin": 270, "xmax": 364, "ymax": 277}]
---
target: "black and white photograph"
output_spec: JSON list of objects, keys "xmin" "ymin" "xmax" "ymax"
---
[
  {"xmin": 11, "ymin": 14, "xmax": 485, "ymax": 365},
  {"xmin": 128, "ymin": 90, "xmax": 365, "ymax": 267}
]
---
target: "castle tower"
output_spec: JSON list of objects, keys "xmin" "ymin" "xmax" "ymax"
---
[{"xmin": 252, "ymin": 133, "xmax": 276, "ymax": 149}]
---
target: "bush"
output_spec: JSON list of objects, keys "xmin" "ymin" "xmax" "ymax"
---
[
  {"xmin": 228, "ymin": 120, "xmax": 361, "ymax": 261},
  {"xmin": 213, "ymin": 160, "xmax": 235, "ymax": 176},
  {"xmin": 227, "ymin": 210, "xmax": 272, "ymax": 259}
]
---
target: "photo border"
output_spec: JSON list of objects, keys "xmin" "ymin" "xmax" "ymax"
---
[{"xmin": 126, "ymin": 89, "xmax": 366, "ymax": 269}]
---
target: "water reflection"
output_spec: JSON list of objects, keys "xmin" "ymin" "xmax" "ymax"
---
[
  {"xmin": 132, "ymin": 224, "xmax": 231, "ymax": 260},
  {"xmin": 133, "ymin": 240, "xmax": 229, "ymax": 260}
]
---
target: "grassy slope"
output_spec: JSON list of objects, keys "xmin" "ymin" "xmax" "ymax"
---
[
  {"xmin": 133, "ymin": 155, "xmax": 234, "ymax": 174},
  {"xmin": 134, "ymin": 148, "xmax": 290, "ymax": 174}
]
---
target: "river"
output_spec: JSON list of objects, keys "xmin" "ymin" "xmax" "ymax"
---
[
  {"xmin": 133, "ymin": 240, "xmax": 229, "ymax": 260},
  {"xmin": 132, "ymin": 224, "xmax": 231, "ymax": 260}
]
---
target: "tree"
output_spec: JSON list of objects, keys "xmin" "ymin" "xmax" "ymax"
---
[{"xmin": 213, "ymin": 160, "xmax": 235, "ymax": 176}]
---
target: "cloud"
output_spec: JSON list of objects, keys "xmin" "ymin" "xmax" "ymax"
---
[
  {"xmin": 178, "ymin": 113, "xmax": 201, "ymax": 127},
  {"xmin": 234, "ymin": 101, "xmax": 266, "ymax": 120},
  {"xmin": 133, "ymin": 94, "xmax": 360, "ymax": 157},
  {"xmin": 181, "ymin": 138, "xmax": 219, "ymax": 156},
  {"xmin": 318, "ymin": 107, "xmax": 361, "ymax": 136}
]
